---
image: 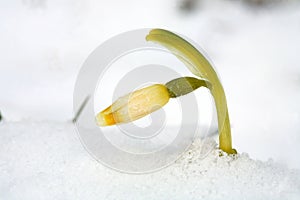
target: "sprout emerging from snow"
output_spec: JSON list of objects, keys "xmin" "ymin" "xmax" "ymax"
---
[{"xmin": 96, "ymin": 29, "xmax": 236, "ymax": 154}]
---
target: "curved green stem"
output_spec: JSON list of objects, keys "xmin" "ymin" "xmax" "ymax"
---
[{"xmin": 146, "ymin": 29, "xmax": 236, "ymax": 154}]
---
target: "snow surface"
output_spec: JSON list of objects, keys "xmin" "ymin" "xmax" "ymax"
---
[{"xmin": 0, "ymin": 121, "xmax": 299, "ymax": 200}]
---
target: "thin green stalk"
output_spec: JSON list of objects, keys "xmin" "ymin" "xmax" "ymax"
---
[{"xmin": 146, "ymin": 29, "xmax": 236, "ymax": 154}]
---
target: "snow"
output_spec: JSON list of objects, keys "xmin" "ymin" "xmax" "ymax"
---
[
  {"xmin": 1, "ymin": 121, "xmax": 299, "ymax": 200},
  {"xmin": 1, "ymin": 0, "xmax": 300, "ymax": 199}
]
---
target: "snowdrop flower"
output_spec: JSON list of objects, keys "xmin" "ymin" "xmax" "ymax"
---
[
  {"xmin": 97, "ymin": 28, "xmax": 236, "ymax": 154},
  {"xmin": 96, "ymin": 77, "xmax": 208, "ymax": 126}
]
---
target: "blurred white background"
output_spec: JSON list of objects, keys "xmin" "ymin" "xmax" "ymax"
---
[{"xmin": 1, "ymin": 0, "xmax": 300, "ymax": 169}]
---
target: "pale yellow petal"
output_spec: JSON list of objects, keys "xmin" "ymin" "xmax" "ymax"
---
[{"xmin": 96, "ymin": 84, "xmax": 170, "ymax": 126}]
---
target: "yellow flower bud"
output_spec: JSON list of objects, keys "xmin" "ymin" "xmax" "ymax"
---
[{"xmin": 96, "ymin": 84, "xmax": 170, "ymax": 126}]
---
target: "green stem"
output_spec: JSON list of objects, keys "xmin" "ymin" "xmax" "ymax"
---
[
  {"xmin": 146, "ymin": 29, "xmax": 236, "ymax": 154},
  {"xmin": 165, "ymin": 77, "xmax": 211, "ymax": 98}
]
